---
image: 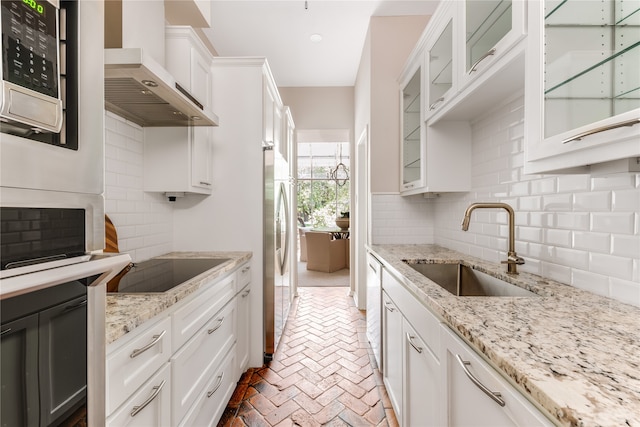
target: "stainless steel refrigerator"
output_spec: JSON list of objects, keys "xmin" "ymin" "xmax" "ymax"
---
[{"xmin": 263, "ymin": 143, "xmax": 292, "ymax": 362}]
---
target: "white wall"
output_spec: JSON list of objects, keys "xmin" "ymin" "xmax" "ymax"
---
[
  {"xmin": 371, "ymin": 94, "xmax": 640, "ymax": 308},
  {"xmin": 104, "ymin": 112, "xmax": 173, "ymax": 262},
  {"xmin": 279, "ymin": 86, "xmax": 354, "ymax": 136},
  {"xmin": 368, "ymin": 15, "xmax": 430, "ymax": 193}
]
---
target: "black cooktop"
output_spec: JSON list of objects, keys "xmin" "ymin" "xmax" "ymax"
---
[{"xmin": 109, "ymin": 258, "xmax": 229, "ymax": 293}]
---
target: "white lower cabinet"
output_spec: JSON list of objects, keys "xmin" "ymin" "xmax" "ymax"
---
[
  {"xmin": 236, "ymin": 284, "xmax": 251, "ymax": 376},
  {"xmin": 403, "ymin": 319, "xmax": 442, "ymax": 427},
  {"xmin": 380, "ymin": 265, "xmax": 552, "ymax": 427},
  {"xmin": 178, "ymin": 346, "xmax": 237, "ymax": 427},
  {"xmin": 442, "ymin": 326, "xmax": 553, "ymax": 427},
  {"xmin": 106, "ymin": 363, "xmax": 171, "ymax": 427},
  {"xmin": 171, "ymin": 299, "xmax": 236, "ymax": 424},
  {"xmin": 106, "ymin": 260, "xmax": 252, "ymax": 427},
  {"xmin": 381, "ymin": 290, "xmax": 403, "ymax": 424},
  {"xmin": 106, "ymin": 316, "xmax": 172, "ymax": 415}
]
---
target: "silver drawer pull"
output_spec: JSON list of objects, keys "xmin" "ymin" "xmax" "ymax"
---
[
  {"xmin": 130, "ymin": 379, "xmax": 166, "ymax": 417},
  {"xmin": 242, "ymin": 289, "xmax": 251, "ymax": 298},
  {"xmin": 455, "ymin": 354, "xmax": 505, "ymax": 407},
  {"xmin": 428, "ymin": 96, "xmax": 445, "ymax": 111},
  {"xmin": 1, "ymin": 328, "xmax": 12, "ymax": 336},
  {"xmin": 63, "ymin": 299, "xmax": 87, "ymax": 312},
  {"xmin": 208, "ymin": 317, "xmax": 225, "ymax": 334},
  {"xmin": 384, "ymin": 301, "xmax": 395, "ymax": 312},
  {"xmin": 199, "ymin": 181, "xmax": 212, "ymax": 186},
  {"xmin": 468, "ymin": 48, "xmax": 496, "ymax": 74},
  {"xmin": 562, "ymin": 118, "xmax": 640, "ymax": 144},
  {"xmin": 130, "ymin": 330, "xmax": 166, "ymax": 359},
  {"xmin": 241, "ymin": 266, "xmax": 250, "ymax": 273},
  {"xmin": 207, "ymin": 372, "xmax": 225, "ymax": 398},
  {"xmin": 406, "ymin": 333, "xmax": 423, "ymax": 353}
]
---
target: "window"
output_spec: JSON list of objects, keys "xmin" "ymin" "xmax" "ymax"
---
[{"xmin": 297, "ymin": 142, "xmax": 349, "ymax": 228}]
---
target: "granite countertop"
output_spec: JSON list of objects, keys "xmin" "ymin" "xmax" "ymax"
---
[
  {"xmin": 368, "ymin": 244, "xmax": 640, "ymax": 427},
  {"xmin": 105, "ymin": 251, "xmax": 252, "ymax": 344}
]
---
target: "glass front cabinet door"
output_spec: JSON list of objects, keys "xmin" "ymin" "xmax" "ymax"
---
[
  {"xmin": 459, "ymin": 0, "xmax": 527, "ymax": 88},
  {"xmin": 401, "ymin": 65, "xmax": 424, "ymax": 192},
  {"xmin": 425, "ymin": 5, "xmax": 455, "ymax": 120},
  {"xmin": 525, "ymin": 0, "xmax": 640, "ymax": 173}
]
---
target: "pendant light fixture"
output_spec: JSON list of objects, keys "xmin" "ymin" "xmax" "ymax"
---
[{"xmin": 330, "ymin": 145, "xmax": 349, "ymax": 186}]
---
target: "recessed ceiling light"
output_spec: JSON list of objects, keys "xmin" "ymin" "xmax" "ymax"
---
[{"xmin": 310, "ymin": 33, "xmax": 323, "ymax": 43}]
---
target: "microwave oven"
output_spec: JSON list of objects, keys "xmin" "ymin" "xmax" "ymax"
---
[{"xmin": 0, "ymin": 0, "xmax": 63, "ymax": 133}]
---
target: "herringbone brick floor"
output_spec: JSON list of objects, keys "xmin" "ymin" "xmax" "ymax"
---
[{"xmin": 218, "ymin": 287, "xmax": 398, "ymax": 426}]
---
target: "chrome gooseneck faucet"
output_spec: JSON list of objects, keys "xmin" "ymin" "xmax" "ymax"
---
[{"xmin": 461, "ymin": 202, "xmax": 525, "ymax": 274}]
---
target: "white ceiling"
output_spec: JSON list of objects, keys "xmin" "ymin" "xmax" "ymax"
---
[{"xmin": 201, "ymin": 1, "xmax": 439, "ymax": 87}]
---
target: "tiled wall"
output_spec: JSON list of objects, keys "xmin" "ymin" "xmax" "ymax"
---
[
  {"xmin": 370, "ymin": 193, "xmax": 436, "ymax": 244},
  {"xmin": 372, "ymin": 95, "xmax": 640, "ymax": 307},
  {"xmin": 104, "ymin": 112, "xmax": 173, "ymax": 263}
]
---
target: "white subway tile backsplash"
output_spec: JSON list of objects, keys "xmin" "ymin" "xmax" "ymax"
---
[
  {"xmin": 545, "ymin": 228, "xmax": 572, "ymax": 247},
  {"xmin": 572, "ymin": 231, "xmax": 610, "ymax": 253},
  {"xmin": 591, "ymin": 212, "xmax": 635, "ymax": 234},
  {"xmin": 572, "ymin": 269, "xmax": 610, "ymax": 298},
  {"xmin": 557, "ymin": 175, "xmax": 591, "ymax": 193},
  {"xmin": 104, "ymin": 112, "xmax": 173, "ymax": 263},
  {"xmin": 609, "ymin": 277, "xmax": 640, "ymax": 307},
  {"xmin": 592, "ymin": 174, "xmax": 636, "ymax": 191},
  {"xmin": 589, "ymin": 253, "xmax": 633, "ymax": 281},
  {"xmin": 542, "ymin": 193, "xmax": 572, "ymax": 211},
  {"xmin": 573, "ymin": 191, "xmax": 612, "ymax": 212},
  {"xmin": 422, "ymin": 95, "xmax": 640, "ymax": 307},
  {"xmin": 612, "ymin": 189, "xmax": 640, "ymax": 212},
  {"xmin": 611, "ymin": 234, "xmax": 640, "ymax": 258}
]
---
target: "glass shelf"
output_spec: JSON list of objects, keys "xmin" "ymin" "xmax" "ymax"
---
[
  {"xmin": 429, "ymin": 19, "xmax": 453, "ymax": 105},
  {"xmin": 466, "ymin": 0, "xmax": 513, "ymax": 72},
  {"xmin": 543, "ymin": 0, "xmax": 640, "ymax": 137},
  {"xmin": 404, "ymin": 93, "xmax": 420, "ymax": 114}
]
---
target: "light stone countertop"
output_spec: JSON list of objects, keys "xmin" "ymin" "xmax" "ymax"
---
[
  {"xmin": 105, "ymin": 251, "xmax": 252, "ymax": 344},
  {"xmin": 368, "ymin": 244, "xmax": 640, "ymax": 427}
]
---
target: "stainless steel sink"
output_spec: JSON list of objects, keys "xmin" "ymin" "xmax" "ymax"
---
[{"xmin": 404, "ymin": 262, "xmax": 538, "ymax": 297}]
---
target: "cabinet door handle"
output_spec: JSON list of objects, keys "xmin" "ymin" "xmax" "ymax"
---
[
  {"xmin": 199, "ymin": 181, "xmax": 212, "ymax": 186},
  {"xmin": 207, "ymin": 372, "xmax": 225, "ymax": 398},
  {"xmin": 406, "ymin": 333, "xmax": 423, "ymax": 353},
  {"xmin": 130, "ymin": 330, "xmax": 166, "ymax": 359},
  {"xmin": 368, "ymin": 262, "xmax": 378, "ymax": 273},
  {"xmin": 63, "ymin": 299, "xmax": 87, "ymax": 312},
  {"xmin": 1, "ymin": 328, "xmax": 12, "ymax": 336},
  {"xmin": 384, "ymin": 301, "xmax": 395, "ymax": 312},
  {"xmin": 242, "ymin": 266, "xmax": 250, "ymax": 273},
  {"xmin": 208, "ymin": 317, "xmax": 225, "ymax": 334},
  {"xmin": 428, "ymin": 96, "xmax": 445, "ymax": 111},
  {"xmin": 455, "ymin": 354, "xmax": 505, "ymax": 407},
  {"xmin": 562, "ymin": 118, "xmax": 640, "ymax": 144},
  {"xmin": 468, "ymin": 48, "xmax": 496, "ymax": 74},
  {"xmin": 242, "ymin": 289, "xmax": 251, "ymax": 298},
  {"xmin": 130, "ymin": 379, "xmax": 166, "ymax": 417}
]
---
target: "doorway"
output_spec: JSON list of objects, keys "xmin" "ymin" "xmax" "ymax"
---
[{"xmin": 295, "ymin": 139, "xmax": 351, "ymax": 289}]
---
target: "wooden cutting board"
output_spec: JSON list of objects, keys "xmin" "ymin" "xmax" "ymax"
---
[
  {"xmin": 104, "ymin": 214, "xmax": 134, "ymax": 292},
  {"xmin": 105, "ymin": 214, "xmax": 119, "ymax": 253}
]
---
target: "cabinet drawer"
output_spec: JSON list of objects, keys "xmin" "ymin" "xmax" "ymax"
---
[
  {"xmin": 106, "ymin": 316, "xmax": 172, "ymax": 415},
  {"xmin": 171, "ymin": 299, "xmax": 236, "ymax": 425},
  {"xmin": 442, "ymin": 326, "xmax": 554, "ymax": 426},
  {"xmin": 178, "ymin": 346, "xmax": 237, "ymax": 427},
  {"xmin": 106, "ymin": 362, "xmax": 171, "ymax": 427},
  {"xmin": 382, "ymin": 269, "xmax": 441, "ymax": 358},
  {"xmin": 172, "ymin": 272, "xmax": 235, "ymax": 352},
  {"xmin": 237, "ymin": 262, "xmax": 251, "ymax": 292}
]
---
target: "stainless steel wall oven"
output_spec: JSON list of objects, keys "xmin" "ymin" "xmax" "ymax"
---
[{"xmin": 0, "ymin": 1, "xmax": 131, "ymax": 426}]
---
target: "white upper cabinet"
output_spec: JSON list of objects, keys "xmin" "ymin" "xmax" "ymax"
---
[
  {"xmin": 401, "ymin": 61, "xmax": 425, "ymax": 191},
  {"xmin": 457, "ymin": 0, "xmax": 527, "ymax": 91},
  {"xmin": 165, "ymin": 26, "xmax": 213, "ymax": 111},
  {"xmin": 524, "ymin": 0, "xmax": 640, "ymax": 174},
  {"xmin": 424, "ymin": 3, "xmax": 455, "ymax": 119}
]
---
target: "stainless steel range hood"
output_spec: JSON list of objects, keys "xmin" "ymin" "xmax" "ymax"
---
[{"xmin": 104, "ymin": 48, "xmax": 219, "ymax": 127}]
